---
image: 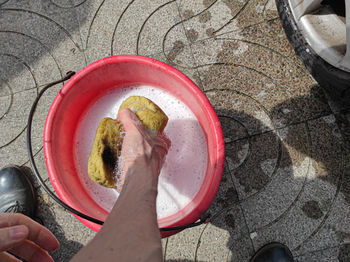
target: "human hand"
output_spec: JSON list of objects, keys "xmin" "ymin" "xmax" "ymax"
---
[
  {"xmin": 116, "ymin": 108, "xmax": 171, "ymax": 193},
  {"xmin": 0, "ymin": 213, "xmax": 59, "ymax": 262}
]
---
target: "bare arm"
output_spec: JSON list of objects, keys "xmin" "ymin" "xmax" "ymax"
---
[{"xmin": 71, "ymin": 109, "xmax": 170, "ymax": 262}]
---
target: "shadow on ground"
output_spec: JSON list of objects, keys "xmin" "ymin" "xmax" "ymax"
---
[
  {"xmin": 36, "ymin": 203, "xmax": 83, "ymax": 261},
  {"xmin": 202, "ymin": 85, "xmax": 350, "ymax": 261},
  {"xmin": 0, "ymin": 0, "xmax": 89, "ymax": 83},
  {"xmin": 20, "ymin": 166, "xmax": 84, "ymax": 261},
  {"xmin": 270, "ymin": 85, "xmax": 350, "ymax": 206}
]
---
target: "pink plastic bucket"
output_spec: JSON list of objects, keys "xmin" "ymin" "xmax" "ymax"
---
[{"xmin": 43, "ymin": 55, "xmax": 225, "ymax": 237}]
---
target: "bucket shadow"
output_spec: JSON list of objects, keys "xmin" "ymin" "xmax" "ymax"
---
[
  {"xmin": 22, "ymin": 165, "xmax": 84, "ymax": 261},
  {"xmin": 194, "ymin": 86, "xmax": 350, "ymax": 261},
  {"xmin": 203, "ymin": 106, "xmax": 294, "ymax": 261},
  {"xmin": 164, "ymin": 106, "xmax": 294, "ymax": 261},
  {"xmin": 36, "ymin": 202, "xmax": 84, "ymax": 262},
  {"xmin": 269, "ymin": 85, "xmax": 350, "ymax": 205}
]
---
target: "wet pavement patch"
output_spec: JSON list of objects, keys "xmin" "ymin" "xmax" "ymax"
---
[
  {"xmin": 167, "ymin": 40, "xmax": 185, "ymax": 62},
  {"xmin": 338, "ymin": 244, "xmax": 350, "ymax": 262},
  {"xmin": 186, "ymin": 29, "xmax": 199, "ymax": 42},
  {"xmin": 301, "ymin": 200, "xmax": 324, "ymax": 219},
  {"xmin": 224, "ymin": 213, "xmax": 235, "ymax": 228}
]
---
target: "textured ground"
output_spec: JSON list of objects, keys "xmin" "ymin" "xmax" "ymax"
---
[{"xmin": 0, "ymin": 0, "xmax": 350, "ymax": 261}]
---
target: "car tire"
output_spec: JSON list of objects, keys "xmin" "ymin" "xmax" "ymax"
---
[{"xmin": 275, "ymin": 0, "xmax": 350, "ymax": 106}]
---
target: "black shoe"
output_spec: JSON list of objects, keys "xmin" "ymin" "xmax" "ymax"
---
[
  {"xmin": 250, "ymin": 242, "xmax": 294, "ymax": 262},
  {"xmin": 0, "ymin": 165, "xmax": 36, "ymax": 218}
]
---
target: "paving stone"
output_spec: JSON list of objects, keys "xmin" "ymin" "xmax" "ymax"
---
[
  {"xmin": 32, "ymin": 165, "xmax": 96, "ymax": 262},
  {"xmin": 293, "ymin": 190, "xmax": 350, "ymax": 259},
  {"xmin": 0, "ymin": 30, "xmax": 61, "ymax": 87},
  {"xmin": 75, "ymin": 0, "xmax": 133, "ymax": 62},
  {"xmin": 295, "ymin": 245, "xmax": 349, "ymax": 262},
  {"xmin": 31, "ymin": 84, "xmax": 63, "ymax": 146},
  {"xmin": 23, "ymin": 147, "xmax": 48, "ymax": 182},
  {"xmin": 0, "ymin": 0, "xmax": 86, "ymax": 82},
  {"xmin": 50, "ymin": 0, "xmax": 74, "ymax": 8},
  {"xmin": 0, "ymin": 129, "xmax": 42, "ymax": 176},
  {"xmin": 193, "ymin": 37, "xmax": 330, "ymax": 127},
  {"xmin": 136, "ymin": 2, "xmax": 185, "ymax": 56},
  {"xmin": 2, "ymin": 0, "xmax": 82, "ymax": 46},
  {"xmin": 0, "ymin": 88, "xmax": 36, "ymax": 147},
  {"xmin": 0, "ymin": 37, "xmax": 84, "ymax": 89},
  {"xmin": 0, "ymin": 131, "xmax": 27, "ymax": 167},
  {"xmin": 217, "ymin": 18, "xmax": 296, "ymax": 59},
  {"xmin": 195, "ymin": 206, "xmax": 253, "ymax": 261},
  {"xmin": 246, "ymin": 117, "xmax": 347, "ymax": 253},
  {"xmin": 178, "ymin": 0, "xmax": 245, "ymax": 41},
  {"xmin": 0, "ymin": 95, "xmax": 11, "ymax": 119},
  {"xmin": 165, "ymin": 224, "xmax": 205, "ymax": 261},
  {"xmin": 162, "ymin": 238, "xmax": 167, "ymax": 260},
  {"xmin": 75, "ymin": 0, "xmax": 189, "ymax": 63},
  {"xmin": 291, "ymin": 133, "xmax": 350, "ymax": 257},
  {"xmin": 72, "ymin": 0, "xmax": 103, "ymax": 49},
  {"xmin": 232, "ymin": 0, "xmax": 278, "ymax": 29},
  {"xmin": 204, "ymin": 89, "xmax": 275, "ymax": 135},
  {"xmin": 227, "ymin": 234, "xmax": 256, "ymax": 262},
  {"xmin": 37, "ymin": 201, "xmax": 95, "ymax": 262},
  {"xmin": 112, "ymin": 1, "xmax": 184, "ymax": 55},
  {"xmin": 149, "ymin": 51, "xmax": 201, "ymax": 88},
  {"xmin": 227, "ymin": 130, "xmax": 282, "ymax": 200},
  {"xmin": 219, "ymin": 114, "xmax": 249, "ymax": 143},
  {"xmin": 206, "ymin": 161, "xmax": 239, "ymax": 215},
  {"xmin": 236, "ymin": 123, "xmax": 307, "ymax": 230},
  {"xmin": 178, "ymin": 0, "xmax": 278, "ymax": 42},
  {"xmin": 0, "ymin": 54, "xmax": 37, "ymax": 93}
]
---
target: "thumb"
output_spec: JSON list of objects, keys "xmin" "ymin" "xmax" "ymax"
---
[
  {"xmin": 118, "ymin": 108, "xmax": 146, "ymax": 134},
  {"xmin": 0, "ymin": 225, "xmax": 29, "ymax": 252},
  {"xmin": 117, "ymin": 108, "xmax": 140, "ymax": 123}
]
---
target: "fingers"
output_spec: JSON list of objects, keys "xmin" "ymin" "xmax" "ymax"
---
[
  {"xmin": 158, "ymin": 133, "xmax": 171, "ymax": 151},
  {"xmin": 0, "ymin": 225, "xmax": 28, "ymax": 252},
  {"xmin": 9, "ymin": 240, "xmax": 54, "ymax": 262},
  {"xmin": 0, "ymin": 252, "xmax": 21, "ymax": 262},
  {"xmin": 0, "ymin": 214, "xmax": 59, "ymax": 252},
  {"xmin": 115, "ymin": 181, "xmax": 124, "ymax": 194},
  {"xmin": 153, "ymin": 133, "xmax": 171, "ymax": 156},
  {"xmin": 0, "ymin": 214, "xmax": 57, "ymax": 262},
  {"xmin": 118, "ymin": 108, "xmax": 142, "ymax": 130}
]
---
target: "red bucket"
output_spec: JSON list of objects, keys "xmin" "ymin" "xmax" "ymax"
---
[{"xmin": 43, "ymin": 55, "xmax": 225, "ymax": 237}]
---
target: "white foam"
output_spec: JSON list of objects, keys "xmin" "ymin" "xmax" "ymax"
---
[{"xmin": 74, "ymin": 85, "xmax": 208, "ymax": 219}]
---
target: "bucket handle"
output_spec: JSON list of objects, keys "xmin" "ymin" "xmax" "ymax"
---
[{"xmin": 26, "ymin": 71, "xmax": 210, "ymax": 232}]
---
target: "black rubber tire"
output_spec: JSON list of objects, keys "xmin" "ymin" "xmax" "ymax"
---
[{"xmin": 275, "ymin": 0, "xmax": 350, "ymax": 106}]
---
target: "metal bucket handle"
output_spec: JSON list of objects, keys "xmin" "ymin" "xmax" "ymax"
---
[{"xmin": 26, "ymin": 71, "xmax": 210, "ymax": 232}]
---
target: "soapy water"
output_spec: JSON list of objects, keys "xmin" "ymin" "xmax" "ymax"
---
[{"xmin": 74, "ymin": 85, "xmax": 208, "ymax": 219}]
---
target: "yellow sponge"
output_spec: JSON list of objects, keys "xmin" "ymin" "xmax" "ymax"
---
[
  {"xmin": 88, "ymin": 118, "xmax": 124, "ymax": 188},
  {"xmin": 88, "ymin": 96, "xmax": 168, "ymax": 188},
  {"xmin": 118, "ymin": 96, "xmax": 168, "ymax": 132}
]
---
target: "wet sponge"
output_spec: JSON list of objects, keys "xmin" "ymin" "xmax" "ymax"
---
[
  {"xmin": 88, "ymin": 118, "xmax": 124, "ymax": 188},
  {"xmin": 118, "ymin": 96, "xmax": 168, "ymax": 132},
  {"xmin": 88, "ymin": 96, "xmax": 168, "ymax": 188}
]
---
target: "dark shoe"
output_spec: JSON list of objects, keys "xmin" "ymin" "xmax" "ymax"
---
[
  {"xmin": 250, "ymin": 242, "xmax": 294, "ymax": 262},
  {"xmin": 0, "ymin": 165, "xmax": 36, "ymax": 218}
]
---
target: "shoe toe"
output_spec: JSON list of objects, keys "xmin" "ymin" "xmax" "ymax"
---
[
  {"xmin": 250, "ymin": 242, "xmax": 294, "ymax": 262},
  {"xmin": 0, "ymin": 166, "xmax": 36, "ymax": 218}
]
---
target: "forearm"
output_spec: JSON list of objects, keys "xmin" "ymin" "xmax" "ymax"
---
[
  {"xmin": 71, "ymin": 166, "xmax": 162, "ymax": 262},
  {"xmin": 72, "ymin": 108, "xmax": 169, "ymax": 262}
]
